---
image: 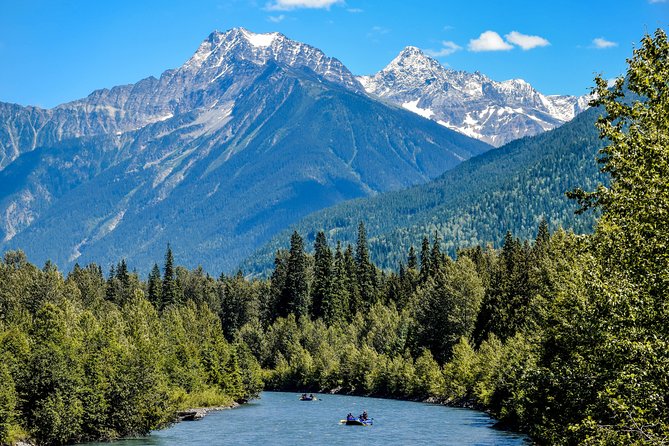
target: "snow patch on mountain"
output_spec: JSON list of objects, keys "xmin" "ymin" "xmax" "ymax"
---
[
  {"xmin": 188, "ymin": 104, "xmax": 235, "ymax": 138},
  {"xmin": 242, "ymin": 29, "xmax": 278, "ymax": 47},
  {"xmin": 402, "ymin": 99, "xmax": 434, "ymax": 119},
  {"xmin": 69, "ymin": 238, "xmax": 88, "ymax": 262},
  {"xmin": 99, "ymin": 209, "xmax": 126, "ymax": 238}
]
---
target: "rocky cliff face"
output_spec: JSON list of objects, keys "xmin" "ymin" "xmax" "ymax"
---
[
  {"xmin": 0, "ymin": 28, "xmax": 361, "ymax": 170},
  {"xmin": 358, "ymin": 46, "xmax": 590, "ymax": 147}
]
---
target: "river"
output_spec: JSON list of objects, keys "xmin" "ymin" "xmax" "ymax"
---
[{"xmin": 83, "ymin": 391, "xmax": 529, "ymax": 445}]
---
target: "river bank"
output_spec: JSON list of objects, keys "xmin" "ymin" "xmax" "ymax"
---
[
  {"xmin": 76, "ymin": 391, "xmax": 529, "ymax": 446},
  {"xmin": 10, "ymin": 401, "xmax": 243, "ymax": 446}
]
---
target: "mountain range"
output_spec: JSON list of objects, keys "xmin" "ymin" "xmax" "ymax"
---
[
  {"xmin": 359, "ymin": 46, "xmax": 590, "ymax": 147},
  {"xmin": 0, "ymin": 28, "xmax": 590, "ymax": 273},
  {"xmin": 0, "ymin": 28, "xmax": 490, "ymax": 273}
]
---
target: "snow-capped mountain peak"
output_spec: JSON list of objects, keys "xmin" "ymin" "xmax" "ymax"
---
[
  {"xmin": 391, "ymin": 46, "xmax": 440, "ymax": 68},
  {"xmin": 181, "ymin": 27, "xmax": 360, "ymax": 91},
  {"xmin": 358, "ymin": 47, "xmax": 589, "ymax": 147},
  {"xmin": 0, "ymin": 28, "xmax": 363, "ymax": 172},
  {"xmin": 359, "ymin": 46, "xmax": 447, "ymax": 94}
]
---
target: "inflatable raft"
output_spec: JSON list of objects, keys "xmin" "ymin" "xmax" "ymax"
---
[{"xmin": 340, "ymin": 418, "xmax": 373, "ymax": 426}]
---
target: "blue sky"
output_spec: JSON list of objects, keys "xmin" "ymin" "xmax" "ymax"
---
[{"xmin": 1, "ymin": 0, "xmax": 666, "ymax": 108}]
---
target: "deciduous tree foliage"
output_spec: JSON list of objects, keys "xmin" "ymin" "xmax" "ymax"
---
[
  {"xmin": 560, "ymin": 28, "xmax": 669, "ymax": 444},
  {"xmin": 0, "ymin": 250, "xmax": 262, "ymax": 445}
]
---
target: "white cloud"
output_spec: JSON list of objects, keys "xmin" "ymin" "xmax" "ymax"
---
[
  {"xmin": 266, "ymin": 0, "xmax": 343, "ymax": 10},
  {"xmin": 347, "ymin": 8, "xmax": 363, "ymax": 13},
  {"xmin": 468, "ymin": 31, "xmax": 513, "ymax": 52},
  {"xmin": 368, "ymin": 25, "xmax": 390, "ymax": 35},
  {"xmin": 367, "ymin": 25, "xmax": 390, "ymax": 42},
  {"xmin": 505, "ymin": 31, "xmax": 550, "ymax": 50},
  {"xmin": 592, "ymin": 37, "xmax": 618, "ymax": 49},
  {"xmin": 267, "ymin": 14, "xmax": 286, "ymax": 22},
  {"xmin": 425, "ymin": 41, "xmax": 462, "ymax": 57},
  {"xmin": 649, "ymin": 0, "xmax": 666, "ymax": 3}
]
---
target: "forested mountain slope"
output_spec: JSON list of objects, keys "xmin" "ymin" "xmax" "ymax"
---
[{"xmin": 243, "ymin": 106, "xmax": 605, "ymax": 274}]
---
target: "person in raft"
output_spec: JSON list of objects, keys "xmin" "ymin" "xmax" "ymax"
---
[
  {"xmin": 360, "ymin": 411, "xmax": 368, "ymax": 421},
  {"xmin": 347, "ymin": 413, "xmax": 355, "ymax": 421}
]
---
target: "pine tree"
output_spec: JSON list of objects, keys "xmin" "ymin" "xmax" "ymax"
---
[
  {"xmin": 147, "ymin": 263, "xmax": 162, "ymax": 308},
  {"xmin": 344, "ymin": 244, "xmax": 361, "ymax": 316},
  {"xmin": 117, "ymin": 259, "xmax": 130, "ymax": 289},
  {"xmin": 407, "ymin": 246, "xmax": 418, "ymax": 271},
  {"xmin": 284, "ymin": 232, "xmax": 310, "ymax": 319},
  {"xmin": 430, "ymin": 232, "xmax": 442, "ymax": 277},
  {"xmin": 268, "ymin": 250, "xmax": 289, "ymax": 321},
  {"xmin": 115, "ymin": 259, "xmax": 132, "ymax": 305},
  {"xmin": 162, "ymin": 244, "xmax": 178, "ymax": 308},
  {"xmin": 501, "ymin": 230, "xmax": 517, "ymax": 273},
  {"xmin": 355, "ymin": 222, "xmax": 377, "ymax": 310},
  {"xmin": 534, "ymin": 218, "xmax": 550, "ymax": 255},
  {"xmin": 481, "ymin": 231, "xmax": 529, "ymax": 342},
  {"xmin": 355, "ymin": 222, "xmax": 370, "ymax": 268},
  {"xmin": 328, "ymin": 242, "xmax": 349, "ymax": 323},
  {"xmin": 311, "ymin": 231, "xmax": 333, "ymax": 320},
  {"xmin": 3, "ymin": 250, "xmax": 27, "ymax": 269},
  {"xmin": 385, "ymin": 269, "xmax": 404, "ymax": 308},
  {"xmin": 105, "ymin": 264, "xmax": 121, "ymax": 303},
  {"xmin": 419, "ymin": 236, "xmax": 431, "ymax": 283},
  {"xmin": 219, "ymin": 272, "xmax": 256, "ymax": 341},
  {"xmin": 414, "ymin": 257, "xmax": 484, "ymax": 362}
]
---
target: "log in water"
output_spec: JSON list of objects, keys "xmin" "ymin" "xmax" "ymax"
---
[{"xmin": 82, "ymin": 391, "xmax": 529, "ymax": 445}]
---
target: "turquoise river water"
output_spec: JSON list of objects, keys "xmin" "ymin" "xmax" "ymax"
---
[{"xmin": 83, "ymin": 391, "xmax": 529, "ymax": 445}]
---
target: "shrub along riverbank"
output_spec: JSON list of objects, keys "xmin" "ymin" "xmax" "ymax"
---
[{"xmin": 1, "ymin": 29, "xmax": 667, "ymax": 446}]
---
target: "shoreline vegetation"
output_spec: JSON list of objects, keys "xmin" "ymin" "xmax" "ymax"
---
[
  {"xmin": 0, "ymin": 275, "xmax": 263, "ymax": 445},
  {"xmin": 0, "ymin": 29, "xmax": 667, "ymax": 446},
  {"xmin": 13, "ymin": 403, "xmax": 241, "ymax": 446}
]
